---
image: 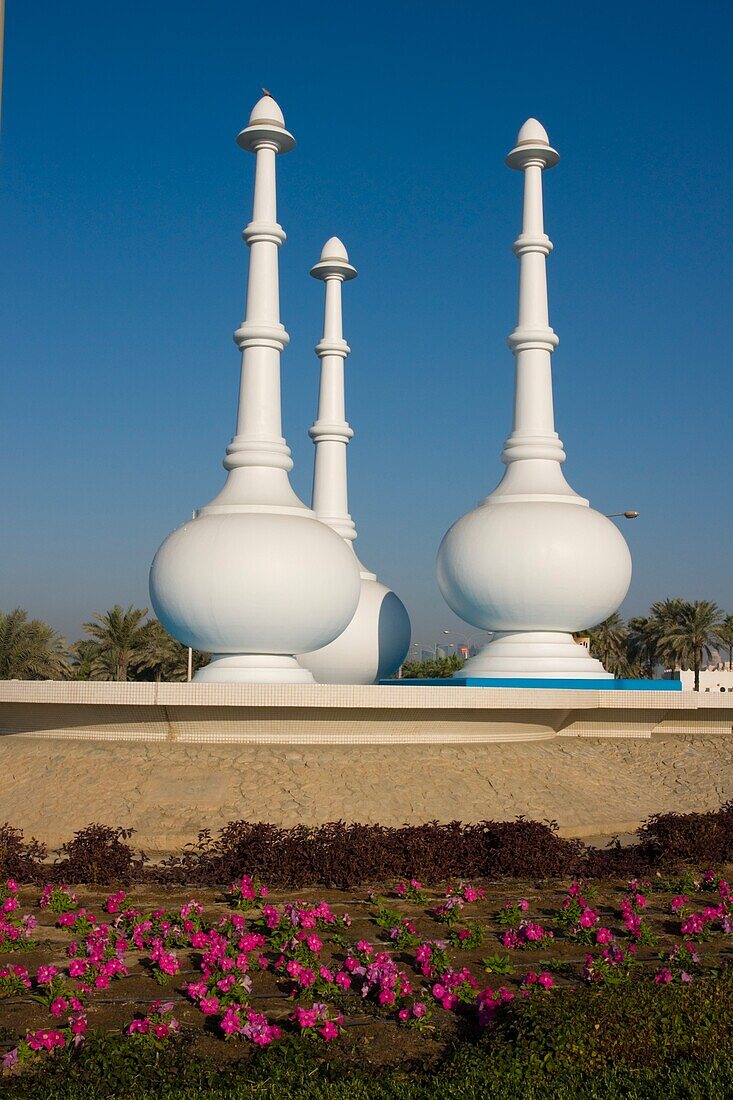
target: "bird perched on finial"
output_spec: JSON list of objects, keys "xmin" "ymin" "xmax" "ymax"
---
[{"xmin": 262, "ymin": 87, "xmax": 272, "ymax": 97}]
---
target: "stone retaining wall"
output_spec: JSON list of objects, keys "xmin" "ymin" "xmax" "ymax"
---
[{"xmin": 2, "ymin": 734, "xmax": 731, "ymax": 852}]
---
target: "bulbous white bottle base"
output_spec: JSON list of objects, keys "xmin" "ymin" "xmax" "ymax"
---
[
  {"xmin": 150, "ymin": 511, "xmax": 361, "ymax": 684},
  {"xmin": 298, "ymin": 578, "xmax": 411, "ymax": 684},
  {"xmin": 458, "ymin": 631, "xmax": 612, "ymax": 679},
  {"xmin": 194, "ymin": 654, "xmax": 316, "ymax": 684},
  {"xmin": 437, "ymin": 500, "xmax": 631, "ymax": 681}
]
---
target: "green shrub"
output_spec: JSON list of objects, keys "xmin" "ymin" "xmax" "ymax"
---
[{"xmin": 7, "ymin": 977, "xmax": 733, "ymax": 1099}]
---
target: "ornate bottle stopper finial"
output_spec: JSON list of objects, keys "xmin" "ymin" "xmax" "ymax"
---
[
  {"xmin": 298, "ymin": 239, "xmax": 411, "ymax": 683},
  {"xmin": 149, "ymin": 98, "xmax": 360, "ymax": 683},
  {"xmin": 436, "ymin": 120, "xmax": 631, "ymax": 680}
]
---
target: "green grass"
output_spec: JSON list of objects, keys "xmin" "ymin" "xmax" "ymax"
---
[
  {"xmin": 4, "ymin": 978, "xmax": 733, "ymax": 1099},
  {"xmin": 3, "ymin": 1042, "xmax": 731, "ymax": 1100}
]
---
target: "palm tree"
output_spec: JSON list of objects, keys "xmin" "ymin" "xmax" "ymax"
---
[
  {"xmin": 0, "ymin": 608, "xmax": 70, "ymax": 680},
  {"xmin": 717, "ymin": 614, "xmax": 733, "ymax": 671},
  {"xmin": 81, "ymin": 605, "xmax": 149, "ymax": 681},
  {"xmin": 399, "ymin": 653, "xmax": 464, "ymax": 679},
  {"xmin": 134, "ymin": 619, "xmax": 209, "ymax": 682},
  {"xmin": 583, "ymin": 613, "xmax": 630, "ymax": 677},
  {"xmin": 68, "ymin": 638, "xmax": 99, "ymax": 681},
  {"xmin": 651, "ymin": 599, "xmax": 725, "ymax": 691},
  {"xmin": 626, "ymin": 616, "xmax": 658, "ymax": 679}
]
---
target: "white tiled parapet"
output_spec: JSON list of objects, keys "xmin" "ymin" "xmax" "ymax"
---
[{"xmin": 0, "ymin": 682, "xmax": 731, "ymax": 744}]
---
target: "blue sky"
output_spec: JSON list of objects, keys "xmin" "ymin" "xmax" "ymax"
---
[{"xmin": 2, "ymin": 1, "xmax": 732, "ymax": 647}]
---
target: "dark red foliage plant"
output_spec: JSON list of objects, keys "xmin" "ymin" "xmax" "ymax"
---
[
  {"xmin": 53, "ymin": 824, "xmax": 146, "ymax": 885},
  {"xmin": 0, "ymin": 823, "xmax": 46, "ymax": 882},
  {"xmin": 1, "ymin": 802, "xmax": 733, "ymax": 886}
]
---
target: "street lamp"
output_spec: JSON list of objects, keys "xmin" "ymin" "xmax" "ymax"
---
[
  {"xmin": 441, "ymin": 630, "xmax": 493, "ymax": 658},
  {"xmin": 606, "ymin": 511, "xmax": 639, "ymax": 519},
  {"xmin": 186, "ymin": 508, "xmax": 199, "ymax": 682},
  {"xmin": 410, "ymin": 636, "xmax": 455, "ymax": 660}
]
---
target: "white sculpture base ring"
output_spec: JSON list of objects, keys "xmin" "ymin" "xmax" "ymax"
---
[
  {"xmin": 194, "ymin": 654, "xmax": 316, "ymax": 684},
  {"xmin": 457, "ymin": 631, "xmax": 613, "ymax": 680}
]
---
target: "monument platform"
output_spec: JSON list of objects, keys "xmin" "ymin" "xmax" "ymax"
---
[
  {"xmin": 388, "ymin": 678, "xmax": 682, "ymax": 690},
  {"xmin": 0, "ymin": 680, "xmax": 732, "ymax": 852},
  {"xmin": 0, "ymin": 679, "xmax": 725, "ymax": 744}
]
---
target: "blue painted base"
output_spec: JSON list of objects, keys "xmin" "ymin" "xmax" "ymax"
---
[{"xmin": 382, "ymin": 677, "xmax": 682, "ymax": 691}]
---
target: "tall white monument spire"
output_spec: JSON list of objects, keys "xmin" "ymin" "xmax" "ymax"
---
[
  {"xmin": 149, "ymin": 96, "xmax": 360, "ymax": 683},
  {"xmin": 298, "ymin": 239, "xmax": 411, "ymax": 684},
  {"xmin": 209, "ymin": 94, "xmax": 300, "ymax": 510},
  {"xmin": 436, "ymin": 120, "xmax": 632, "ymax": 680},
  {"xmin": 495, "ymin": 118, "xmax": 579, "ymax": 501},
  {"xmin": 307, "ymin": 237, "xmax": 362, "ymax": 552}
]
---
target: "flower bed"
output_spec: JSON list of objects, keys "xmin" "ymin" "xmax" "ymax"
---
[{"xmin": 3, "ymin": 866, "xmax": 733, "ymax": 1090}]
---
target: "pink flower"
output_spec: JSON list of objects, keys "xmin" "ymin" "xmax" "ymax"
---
[
  {"xmin": 220, "ymin": 1008, "xmax": 242, "ymax": 1036},
  {"xmin": 104, "ymin": 891, "xmax": 126, "ymax": 915},
  {"xmin": 71, "ymin": 1014, "xmax": 88, "ymax": 1036},
  {"xmin": 27, "ymin": 1029, "xmax": 66, "ymax": 1051},
  {"xmin": 293, "ymin": 1006, "xmax": 318, "ymax": 1028},
  {"xmin": 319, "ymin": 1020, "xmax": 339, "ymax": 1041},
  {"xmin": 671, "ymin": 895, "xmax": 689, "ymax": 913},
  {"xmin": 413, "ymin": 1002, "xmax": 427, "ymax": 1017},
  {"xmin": 524, "ymin": 922, "xmax": 551, "ymax": 942},
  {"xmin": 155, "ymin": 951, "xmax": 180, "ymax": 976},
  {"xmin": 200, "ymin": 997, "xmax": 220, "ymax": 1015},
  {"xmin": 305, "ymin": 934, "xmax": 323, "ymax": 954},
  {"xmin": 655, "ymin": 968, "xmax": 673, "ymax": 984},
  {"xmin": 595, "ymin": 927, "xmax": 614, "ymax": 945},
  {"xmin": 49, "ymin": 997, "xmax": 68, "ymax": 1017},
  {"xmin": 537, "ymin": 972, "xmax": 554, "ymax": 990},
  {"xmin": 36, "ymin": 965, "xmax": 58, "ymax": 985},
  {"xmin": 681, "ymin": 914, "xmax": 704, "ymax": 937},
  {"xmin": 262, "ymin": 905, "xmax": 280, "ymax": 929}
]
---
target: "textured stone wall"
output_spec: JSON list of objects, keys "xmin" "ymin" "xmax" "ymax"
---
[{"xmin": 2, "ymin": 734, "xmax": 731, "ymax": 852}]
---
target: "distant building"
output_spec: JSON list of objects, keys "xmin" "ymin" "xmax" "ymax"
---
[{"xmin": 664, "ymin": 667, "xmax": 733, "ymax": 692}]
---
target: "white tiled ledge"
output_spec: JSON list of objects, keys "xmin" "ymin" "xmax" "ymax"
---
[{"xmin": 0, "ymin": 680, "xmax": 729, "ymax": 712}]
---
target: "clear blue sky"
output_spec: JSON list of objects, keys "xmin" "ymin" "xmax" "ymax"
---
[{"xmin": 2, "ymin": 1, "xmax": 732, "ymax": 647}]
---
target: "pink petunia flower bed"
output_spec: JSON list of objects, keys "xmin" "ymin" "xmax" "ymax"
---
[{"xmin": 2, "ymin": 870, "xmax": 733, "ymax": 1073}]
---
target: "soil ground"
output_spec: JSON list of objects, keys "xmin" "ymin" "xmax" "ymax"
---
[{"xmin": 2, "ymin": 873, "xmax": 732, "ymax": 1071}]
